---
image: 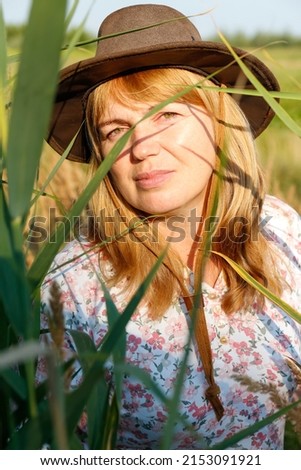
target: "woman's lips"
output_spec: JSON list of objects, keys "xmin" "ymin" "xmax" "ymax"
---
[{"xmin": 134, "ymin": 170, "xmax": 174, "ymax": 189}]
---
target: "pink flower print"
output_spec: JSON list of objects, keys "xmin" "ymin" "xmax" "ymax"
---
[
  {"xmin": 233, "ymin": 341, "xmax": 251, "ymax": 356},
  {"xmin": 186, "ymin": 384, "xmax": 198, "ymax": 398},
  {"xmin": 223, "ymin": 352, "xmax": 233, "ymax": 364},
  {"xmin": 86, "ymin": 284, "xmax": 98, "ymax": 299},
  {"xmin": 124, "ymin": 400, "xmax": 140, "ymax": 413},
  {"xmin": 251, "ymin": 431, "xmax": 267, "ymax": 448},
  {"xmin": 266, "ymin": 369, "xmax": 278, "ymax": 381},
  {"xmin": 156, "ymin": 411, "xmax": 167, "ymax": 422},
  {"xmin": 142, "ymin": 393, "xmax": 154, "ymax": 408},
  {"xmin": 251, "ymin": 351, "xmax": 262, "ymax": 365},
  {"xmin": 165, "ymin": 377, "xmax": 176, "ymax": 389},
  {"xmin": 142, "ymin": 351, "xmax": 154, "ymax": 361},
  {"xmin": 132, "ymin": 429, "xmax": 148, "ymax": 440},
  {"xmin": 250, "ymin": 407, "xmax": 261, "ymax": 421},
  {"xmin": 241, "ymin": 326, "xmax": 256, "ymax": 340},
  {"xmin": 242, "ymin": 393, "xmax": 258, "ymax": 407},
  {"xmin": 128, "ymin": 383, "xmax": 144, "ymax": 398},
  {"xmin": 269, "ymin": 425, "xmax": 280, "ymax": 444},
  {"xmin": 232, "ymin": 361, "xmax": 248, "ymax": 375},
  {"xmin": 128, "ymin": 334, "xmax": 142, "ymax": 353},
  {"xmin": 188, "ymin": 402, "xmax": 207, "ymax": 419},
  {"xmin": 209, "ymin": 330, "xmax": 217, "ymax": 342},
  {"xmin": 168, "ymin": 341, "xmax": 183, "ymax": 353},
  {"xmin": 148, "ymin": 331, "xmax": 165, "ymax": 350},
  {"xmin": 225, "ymin": 407, "xmax": 236, "ymax": 418},
  {"xmin": 216, "ymin": 429, "xmax": 225, "ymax": 438},
  {"xmin": 177, "ymin": 435, "xmax": 196, "ymax": 449},
  {"xmin": 131, "ymin": 309, "xmax": 143, "ymax": 321},
  {"xmin": 165, "ymin": 321, "xmax": 184, "ymax": 336},
  {"xmin": 60, "ymin": 292, "xmax": 75, "ymax": 310},
  {"xmin": 140, "ymin": 324, "xmax": 152, "ymax": 337}
]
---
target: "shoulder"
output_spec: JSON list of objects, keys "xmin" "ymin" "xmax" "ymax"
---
[
  {"xmin": 39, "ymin": 239, "xmax": 111, "ymax": 352},
  {"xmin": 261, "ymin": 195, "xmax": 301, "ymax": 252},
  {"xmin": 261, "ymin": 196, "xmax": 301, "ymax": 308},
  {"xmin": 41, "ymin": 237, "xmax": 111, "ymax": 288},
  {"xmin": 262, "ymin": 194, "xmax": 300, "ymax": 224}
]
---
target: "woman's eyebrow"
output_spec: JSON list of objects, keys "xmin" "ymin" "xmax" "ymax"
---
[{"xmin": 99, "ymin": 118, "xmax": 129, "ymax": 128}]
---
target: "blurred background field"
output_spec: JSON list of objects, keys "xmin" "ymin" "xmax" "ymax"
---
[{"xmin": 255, "ymin": 43, "xmax": 301, "ymax": 214}]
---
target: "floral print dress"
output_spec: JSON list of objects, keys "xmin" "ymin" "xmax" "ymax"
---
[{"xmin": 37, "ymin": 195, "xmax": 301, "ymax": 449}]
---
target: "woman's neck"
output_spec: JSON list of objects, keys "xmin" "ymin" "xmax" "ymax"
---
[{"xmin": 152, "ymin": 214, "xmax": 220, "ymax": 288}]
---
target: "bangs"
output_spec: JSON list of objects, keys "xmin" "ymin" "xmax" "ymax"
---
[{"xmin": 91, "ymin": 68, "xmax": 207, "ymax": 114}]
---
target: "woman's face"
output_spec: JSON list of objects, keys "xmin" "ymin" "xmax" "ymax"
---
[{"xmin": 99, "ymin": 97, "xmax": 216, "ymax": 218}]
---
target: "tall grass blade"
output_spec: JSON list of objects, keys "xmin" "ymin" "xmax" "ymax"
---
[
  {"xmin": 63, "ymin": 359, "xmax": 106, "ymax": 440},
  {"xmin": 211, "ymin": 398, "xmax": 301, "ymax": 450},
  {"xmin": 102, "ymin": 285, "xmax": 126, "ymax": 408},
  {"xmin": 69, "ymin": 329, "xmax": 112, "ymax": 450},
  {"xmin": 219, "ymin": 32, "xmax": 301, "ymax": 137},
  {"xmin": 30, "ymin": 130, "xmax": 80, "ymax": 208},
  {"xmin": 201, "ymin": 85, "xmax": 301, "ymax": 101},
  {"xmin": 0, "ymin": 182, "xmax": 13, "ymax": 259},
  {"xmin": 61, "ymin": 2, "xmax": 94, "ymax": 67},
  {"xmin": 212, "ymin": 251, "xmax": 301, "ymax": 323},
  {"xmin": 101, "ymin": 389, "xmax": 119, "ymax": 450},
  {"xmin": 0, "ymin": 184, "xmax": 31, "ymax": 336},
  {"xmin": 6, "ymin": 0, "xmax": 67, "ymax": 220},
  {"xmin": 0, "ymin": 368, "xmax": 27, "ymax": 400},
  {"xmin": 6, "ymin": 416, "xmax": 44, "ymax": 450},
  {"xmin": 0, "ymin": 3, "xmax": 7, "ymax": 160},
  {"xmin": 65, "ymin": 0, "xmax": 81, "ymax": 31},
  {"xmin": 284, "ymin": 419, "xmax": 301, "ymax": 449}
]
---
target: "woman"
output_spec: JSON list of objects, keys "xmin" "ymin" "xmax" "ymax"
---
[{"xmin": 38, "ymin": 4, "xmax": 301, "ymax": 449}]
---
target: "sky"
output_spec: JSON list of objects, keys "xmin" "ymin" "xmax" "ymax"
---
[{"xmin": 2, "ymin": 0, "xmax": 301, "ymax": 38}]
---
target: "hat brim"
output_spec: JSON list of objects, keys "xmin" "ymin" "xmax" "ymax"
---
[{"xmin": 48, "ymin": 41, "xmax": 279, "ymax": 163}]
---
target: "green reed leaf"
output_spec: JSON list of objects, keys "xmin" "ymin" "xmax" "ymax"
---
[
  {"xmin": 0, "ymin": 185, "xmax": 31, "ymax": 336},
  {"xmin": 212, "ymin": 250, "xmax": 301, "ymax": 324},
  {"xmin": 211, "ymin": 398, "xmax": 301, "ymax": 450},
  {"xmin": 219, "ymin": 32, "xmax": 301, "ymax": 137},
  {"xmin": 0, "ymin": 3, "xmax": 7, "ymax": 159},
  {"xmin": 6, "ymin": 0, "xmax": 67, "ymax": 220},
  {"xmin": 69, "ymin": 328, "xmax": 111, "ymax": 450}
]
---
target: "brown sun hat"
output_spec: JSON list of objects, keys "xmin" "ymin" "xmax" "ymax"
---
[{"xmin": 47, "ymin": 3, "xmax": 280, "ymax": 163}]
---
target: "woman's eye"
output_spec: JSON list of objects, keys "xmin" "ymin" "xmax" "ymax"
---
[
  {"xmin": 105, "ymin": 127, "xmax": 126, "ymax": 140},
  {"xmin": 161, "ymin": 111, "xmax": 178, "ymax": 120}
]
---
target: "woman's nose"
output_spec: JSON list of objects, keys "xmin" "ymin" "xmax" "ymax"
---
[{"xmin": 130, "ymin": 123, "xmax": 161, "ymax": 161}]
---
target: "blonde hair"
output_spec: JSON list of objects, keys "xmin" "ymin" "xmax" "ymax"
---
[{"xmin": 85, "ymin": 68, "xmax": 282, "ymax": 316}]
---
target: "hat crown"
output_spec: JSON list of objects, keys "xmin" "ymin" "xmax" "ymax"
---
[
  {"xmin": 96, "ymin": 4, "xmax": 202, "ymax": 59},
  {"xmin": 48, "ymin": 3, "xmax": 279, "ymax": 162}
]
